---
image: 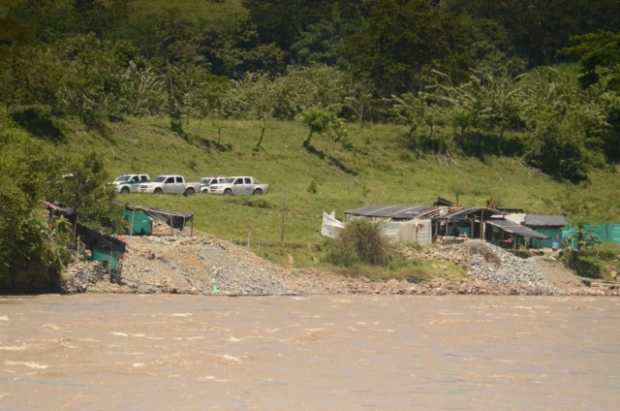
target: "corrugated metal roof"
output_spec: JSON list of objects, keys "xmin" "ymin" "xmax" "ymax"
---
[
  {"xmin": 442, "ymin": 207, "xmax": 503, "ymax": 220},
  {"xmin": 524, "ymin": 214, "xmax": 568, "ymax": 227},
  {"xmin": 345, "ymin": 204, "xmax": 432, "ymax": 220},
  {"xmin": 486, "ymin": 219, "xmax": 548, "ymax": 239}
]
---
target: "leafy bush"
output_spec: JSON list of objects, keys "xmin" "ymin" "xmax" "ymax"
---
[
  {"xmin": 562, "ymin": 244, "xmax": 620, "ymax": 280},
  {"xmin": 48, "ymin": 152, "xmax": 119, "ymax": 231},
  {"xmin": 562, "ymin": 250, "xmax": 604, "ymax": 279},
  {"xmin": 306, "ymin": 180, "xmax": 318, "ymax": 194},
  {"xmin": 326, "ymin": 221, "xmax": 393, "ymax": 267},
  {"xmin": 524, "ymin": 123, "xmax": 591, "ymax": 183}
]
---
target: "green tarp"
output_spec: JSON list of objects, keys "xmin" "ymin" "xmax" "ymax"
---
[
  {"xmin": 123, "ymin": 209, "xmax": 153, "ymax": 236},
  {"xmin": 92, "ymin": 247, "xmax": 123, "ymax": 273},
  {"xmin": 562, "ymin": 224, "xmax": 620, "ymax": 248}
]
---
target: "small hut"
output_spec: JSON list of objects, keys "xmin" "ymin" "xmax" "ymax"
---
[
  {"xmin": 523, "ymin": 214, "xmax": 568, "ymax": 249},
  {"xmin": 485, "ymin": 219, "xmax": 548, "ymax": 249},
  {"xmin": 344, "ymin": 204, "xmax": 435, "ymax": 245}
]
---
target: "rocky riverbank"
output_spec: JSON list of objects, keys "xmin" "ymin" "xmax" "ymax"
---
[{"xmin": 62, "ymin": 235, "xmax": 620, "ymax": 297}]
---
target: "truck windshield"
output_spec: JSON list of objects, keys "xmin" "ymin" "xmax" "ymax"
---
[
  {"xmin": 222, "ymin": 178, "xmax": 234, "ymax": 183},
  {"xmin": 154, "ymin": 176, "xmax": 166, "ymax": 182},
  {"xmin": 115, "ymin": 175, "xmax": 131, "ymax": 182}
]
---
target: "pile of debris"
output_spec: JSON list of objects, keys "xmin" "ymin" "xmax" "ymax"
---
[
  {"xmin": 424, "ymin": 239, "xmax": 558, "ymax": 294},
  {"xmin": 63, "ymin": 234, "xmax": 618, "ymax": 297},
  {"xmin": 62, "ymin": 259, "xmax": 114, "ymax": 293},
  {"xmin": 63, "ymin": 234, "xmax": 295, "ymax": 296}
]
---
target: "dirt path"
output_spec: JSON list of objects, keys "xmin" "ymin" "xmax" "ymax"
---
[{"xmin": 530, "ymin": 256, "xmax": 586, "ymax": 290}]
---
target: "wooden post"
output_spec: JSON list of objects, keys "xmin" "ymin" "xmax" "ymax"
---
[
  {"xmin": 190, "ymin": 217, "xmax": 194, "ymax": 237},
  {"xmin": 280, "ymin": 196, "xmax": 287, "ymax": 245},
  {"xmin": 74, "ymin": 215, "xmax": 79, "ymax": 251},
  {"xmin": 129, "ymin": 210, "xmax": 135, "ymax": 237},
  {"xmin": 514, "ymin": 235, "xmax": 517, "ymax": 250}
]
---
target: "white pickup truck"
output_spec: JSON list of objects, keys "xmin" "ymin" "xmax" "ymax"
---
[
  {"xmin": 199, "ymin": 176, "xmax": 228, "ymax": 193},
  {"xmin": 208, "ymin": 176, "xmax": 270, "ymax": 196},
  {"xmin": 113, "ymin": 174, "xmax": 150, "ymax": 193},
  {"xmin": 138, "ymin": 175, "xmax": 202, "ymax": 195}
]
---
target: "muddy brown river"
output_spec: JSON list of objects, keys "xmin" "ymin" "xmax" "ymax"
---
[{"xmin": 1, "ymin": 294, "xmax": 619, "ymax": 410}]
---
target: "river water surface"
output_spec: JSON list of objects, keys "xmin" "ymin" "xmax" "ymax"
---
[{"xmin": 1, "ymin": 294, "xmax": 619, "ymax": 410}]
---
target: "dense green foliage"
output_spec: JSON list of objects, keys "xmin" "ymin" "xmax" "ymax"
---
[
  {"xmin": 0, "ymin": 129, "xmax": 63, "ymax": 292},
  {"xmin": 1, "ymin": 0, "xmax": 617, "ymax": 181},
  {"xmin": 0, "ymin": 113, "xmax": 117, "ymax": 293}
]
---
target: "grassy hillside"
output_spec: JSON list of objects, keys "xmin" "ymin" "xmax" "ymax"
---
[{"xmin": 51, "ymin": 117, "xmax": 620, "ymax": 266}]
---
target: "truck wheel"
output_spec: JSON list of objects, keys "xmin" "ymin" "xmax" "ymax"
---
[
  {"xmin": 120, "ymin": 187, "xmax": 130, "ymax": 194},
  {"xmin": 253, "ymin": 188, "xmax": 263, "ymax": 196},
  {"xmin": 224, "ymin": 188, "xmax": 232, "ymax": 196},
  {"xmin": 184, "ymin": 187, "xmax": 195, "ymax": 196},
  {"xmin": 154, "ymin": 188, "xmax": 163, "ymax": 194}
]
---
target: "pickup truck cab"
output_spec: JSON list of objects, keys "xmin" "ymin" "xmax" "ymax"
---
[
  {"xmin": 113, "ymin": 174, "xmax": 150, "ymax": 193},
  {"xmin": 138, "ymin": 175, "xmax": 201, "ymax": 195},
  {"xmin": 208, "ymin": 176, "xmax": 269, "ymax": 196},
  {"xmin": 200, "ymin": 176, "xmax": 226, "ymax": 193}
]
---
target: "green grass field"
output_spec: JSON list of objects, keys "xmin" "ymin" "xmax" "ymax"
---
[{"xmin": 54, "ymin": 117, "xmax": 620, "ymax": 267}]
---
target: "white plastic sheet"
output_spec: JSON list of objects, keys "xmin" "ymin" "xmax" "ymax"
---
[
  {"xmin": 322, "ymin": 213, "xmax": 432, "ymax": 245},
  {"xmin": 321, "ymin": 211, "xmax": 345, "ymax": 239}
]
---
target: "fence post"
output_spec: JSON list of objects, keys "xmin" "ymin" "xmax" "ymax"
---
[
  {"xmin": 280, "ymin": 196, "xmax": 288, "ymax": 245},
  {"xmin": 129, "ymin": 210, "xmax": 135, "ymax": 237}
]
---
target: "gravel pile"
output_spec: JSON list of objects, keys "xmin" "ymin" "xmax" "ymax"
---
[
  {"xmin": 62, "ymin": 235, "xmax": 295, "ymax": 296},
  {"xmin": 429, "ymin": 239, "xmax": 558, "ymax": 294},
  {"xmin": 62, "ymin": 259, "xmax": 114, "ymax": 293}
]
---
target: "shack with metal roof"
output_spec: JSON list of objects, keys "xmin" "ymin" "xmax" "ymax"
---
[
  {"xmin": 523, "ymin": 214, "xmax": 568, "ymax": 249},
  {"xmin": 344, "ymin": 205, "xmax": 436, "ymax": 245},
  {"xmin": 434, "ymin": 207, "xmax": 504, "ymax": 239},
  {"xmin": 485, "ymin": 219, "xmax": 548, "ymax": 249}
]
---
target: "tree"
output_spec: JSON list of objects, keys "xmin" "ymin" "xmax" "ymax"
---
[
  {"xmin": 0, "ymin": 131, "xmax": 64, "ymax": 292},
  {"xmin": 447, "ymin": 0, "xmax": 620, "ymax": 66},
  {"xmin": 301, "ymin": 107, "xmax": 348, "ymax": 148},
  {"xmin": 518, "ymin": 67, "xmax": 609, "ymax": 182},
  {"xmin": 342, "ymin": 0, "xmax": 499, "ymax": 96},
  {"xmin": 392, "ymin": 69, "xmax": 524, "ymax": 156},
  {"xmin": 344, "ymin": 79, "xmax": 375, "ymax": 127},
  {"xmin": 48, "ymin": 152, "xmax": 118, "ymax": 230},
  {"xmin": 563, "ymin": 31, "xmax": 620, "ymax": 90},
  {"xmin": 244, "ymin": 0, "xmax": 334, "ymax": 51}
]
